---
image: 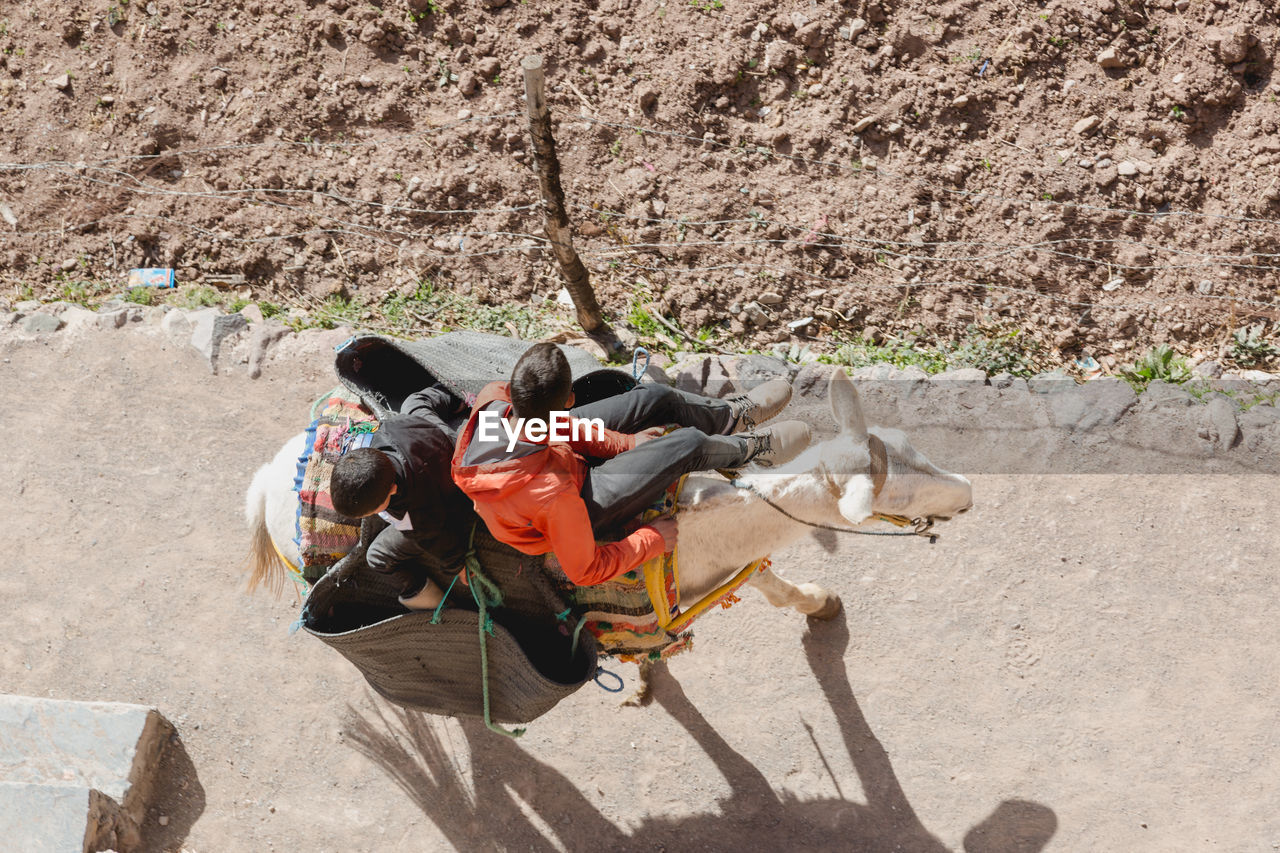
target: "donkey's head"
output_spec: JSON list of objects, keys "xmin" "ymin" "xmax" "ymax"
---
[{"xmin": 802, "ymin": 369, "xmax": 973, "ymax": 528}]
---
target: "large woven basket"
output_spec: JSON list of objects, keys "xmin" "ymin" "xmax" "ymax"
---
[
  {"xmin": 302, "ymin": 526, "xmax": 597, "ymax": 723},
  {"xmin": 333, "ymin": 330, "xmax": 636, "ymax": 417}
]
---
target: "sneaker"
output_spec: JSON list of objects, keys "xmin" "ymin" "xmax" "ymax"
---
[
  {"xmin": 741, "ymin": 420, "xmax": 811, "ymax": 467},
  {"xmin": 728, "ymin": 379, "xmax": 793, "ymax": 433}
]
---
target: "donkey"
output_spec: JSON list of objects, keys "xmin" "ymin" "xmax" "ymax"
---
[{"xmin": 246, "ymin": 369, "xmax": 971, "ymax": 623}]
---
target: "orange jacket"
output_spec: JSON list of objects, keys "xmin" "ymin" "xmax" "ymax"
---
[{"xmin": 451, "ymin": 382, "xmax": 666, "ymax": 586}]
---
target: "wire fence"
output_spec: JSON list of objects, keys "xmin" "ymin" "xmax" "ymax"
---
[{"xmin": 3, "ymin": 108, "xmax": 1279, "ymax": 327}]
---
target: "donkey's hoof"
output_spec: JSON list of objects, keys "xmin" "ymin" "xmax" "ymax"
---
[{"xmin": 808, "ymin": 594, "xmax": 843, "ymax": 621}]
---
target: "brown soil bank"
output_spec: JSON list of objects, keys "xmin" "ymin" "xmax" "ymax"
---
[{"xmin": 2, "ymin": 0, "xmax": 1279, "ymax": 374}]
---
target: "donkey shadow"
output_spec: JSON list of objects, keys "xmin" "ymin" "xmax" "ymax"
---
[{"xmin": 344, "ymin": 614, "xmax": 1056, "ymax": 852}]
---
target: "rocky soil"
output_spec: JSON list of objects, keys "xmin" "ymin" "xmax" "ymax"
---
[{"xmin": 2, "ymin": 0, "xmax": 1279, "ymax": 374}]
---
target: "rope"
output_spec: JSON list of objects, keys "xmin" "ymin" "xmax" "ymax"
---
[
  {"xmin": 462, "ymin": 523, "xmax": 525, "ymax": 738},
  {"xmin": 429, "ymin": 572, "xmax": 462, "ymax": 625},
  {"xmin": 631, "ymin": 346, "xmax": 651, "ymax": 381},
  {"xmin": 730, "ymin": 479, "xmax": 938, "ymax": 543}
]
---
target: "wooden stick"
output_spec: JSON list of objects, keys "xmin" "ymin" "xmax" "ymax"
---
[{"xmin": 521, "ymin": 54, "xmax": 607, "ymax": 335}]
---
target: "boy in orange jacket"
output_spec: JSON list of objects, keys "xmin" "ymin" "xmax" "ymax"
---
[{"xmin": 452, "ymin": 343, "xmax": 808, "ymax": 586}]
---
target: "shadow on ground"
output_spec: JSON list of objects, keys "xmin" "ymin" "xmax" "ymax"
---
[
  {"xmin": 344, "ymin": 614, "xmax": 1056, "ymax": 852},
  {"xmin": 142, "ymin": 731, "xmax": 205, "ymax": 853}
]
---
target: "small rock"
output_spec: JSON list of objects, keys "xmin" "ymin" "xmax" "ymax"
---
[
  {"xmin": 1210, "ymin": 25, "xmax": 1250, "ymax": 65},
  {"xmin": 21, "ymin": 313, "xmax": 65, "ymax": 333},
  {"xmin": 742, "ymin": 302, "xmax": 770, "ymax": 326},
  {"xmin": 456, "ymin": 71, "xmax": 479, "ymax": 97},
  {"xmin": 476, "ymin": 57, "xmax": 500, "ymax": 79},
  {"xmin": 951, "ymin": 94, "xmax": 970, "ymax": 108},
  {"xmin": 787, "ymin": 316, "xmax": 815, "ymax": 332},
  {"xmin": 158, "ymin": 816, "xmax": 170, "ymax": 827},
  {"xmin": 757, "ymin": 291, "xmax": 784, "ymax": 305},
  {"xmin": 1196, "ymin": 280, "xmax": 1214, "ymax": 295},
  {"xmin": 50, "ymin": 73, "xmax": 71, "ymax": 91},
  {"xmin": 1192, "ymin": 359, "xmax": 1222, "ymax": 378},
  {"xmin": 205, "ymin": 68, "xmax": 229, "ymax": 90},
  {"xmin": 247, "ymin": 323, "xmax": 292, "ymax": 380},
  {"xmin": 60, "ymin": 258, "xmax": 78, "ymax": 272},
  {"xmin": 851, "ymin": 116, "xmax": 876, "ymax": 133},
  {"xmin": 1073, "ymin": 115, "xmax": 1101, "ymax": 135},
  {"xmin": 1117, "ymin": 161, "xmax": 1138, "ymax": 177},
  {"xmin": 1205, "ymin": 394, "xmax": 1241, "ymax": 450},
  {"xmin": 848, "ymin": 18, "xmax": 867, "ymax": 37},
  {"xmin": 188, "ymin": 309, "xmax": 249, "ymax": 374},
  {"xmin": 1096, "ymin": 47, "xmax": 1125, "ymax": 69},
  {"xmin": 637, "ymin": 85, "xmax": 658, "ymax": 112}
]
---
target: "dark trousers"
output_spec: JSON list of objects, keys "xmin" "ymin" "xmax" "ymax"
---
[{"xmin": 570, "ymin": 384, "xmax": 749, "ymax": 534}]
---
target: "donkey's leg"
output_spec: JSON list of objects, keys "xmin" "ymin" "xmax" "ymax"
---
[{"xmin": 747, "ymin": 567, "xmax": 843, "ymax": 620}]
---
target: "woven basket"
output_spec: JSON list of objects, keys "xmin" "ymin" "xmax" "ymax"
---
[
  {"xmin": 333, "ymin": 330, "xmax": 635, "ymax": 417},
  {"xmin": 302, "ymin": 527, "xmax": 597, "ymax": 723}
]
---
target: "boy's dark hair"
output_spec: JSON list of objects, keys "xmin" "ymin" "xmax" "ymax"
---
[
  {"xmin": 510, "ymin": 342, "xmax": 572, "ymax": 422},
  {"xmin": 331, "ymin": 448, "xmax": 396, "ymax": 518}
]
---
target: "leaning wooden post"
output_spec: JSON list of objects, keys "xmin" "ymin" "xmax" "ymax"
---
[{"xmin": 521, "ymin": 54, "xmax": 608, "ymax": 336}]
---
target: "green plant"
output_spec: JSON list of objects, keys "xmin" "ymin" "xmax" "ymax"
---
[
  {"xmin": 259, "ymin": 301, "xmax": 283, "ymax": 318},
  {"xmin": 626, "ymin": 300, "xmax": 663, "ymax": 338},
  {"xmin": 822, "ymin": 334, "xmax": 950, "ymax": 374},
  {"xmin": 943, "ymin": 326, "xmax": 1041, "ymax": 376},
  {"xmin": 1120, "ymin": 344, "xmax": 1191, "ymax": 392},
  {"xmin": 124, "ymin": 286, "xmax": 156, "ymax": 305},
  {"xmin": 609, "ymin": 138, "xmax": 622, "ymax": 159},
  {"xmin": 981, "ymin": 157, "xmax": 993, "ymax": 171},
  {"xmin": 689, "ymin": 0, "xmax": 724, "ymax": 11},
  {"xmin": 228, "ymin": 296, "xmax": 250, "ymax": 313},
  {"xmin": 58, "ymin": 278, "xmax": 110, "ymax": 307},
  {"xmin": 1170, "ymin": 105, "xmax": 1185, "ymax": 119},
  {"xmin": 169, "ymin": 284, "xmax": 222, "ymax": 309},
  {"xmin": 1229, "ymin": 324, "xmax": 1279, "ymax": 367}
]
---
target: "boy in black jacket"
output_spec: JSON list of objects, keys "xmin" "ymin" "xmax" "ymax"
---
[{"xmin": 330, "ymin": 383, "xmax": 473, "ymax": 610}]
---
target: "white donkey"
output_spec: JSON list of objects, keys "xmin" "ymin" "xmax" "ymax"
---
[{"xmin": 246, "ymin": 369, "xmax": 971, "ymax": 620}]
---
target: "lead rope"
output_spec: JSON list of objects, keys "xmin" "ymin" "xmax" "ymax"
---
[
  {"xmin": 729, "ymin": 478, "xmax": 938, "ymax": 542},
  {"xmin": 461, "ymin": 523, "xmax": 526, "ymax": 739}
]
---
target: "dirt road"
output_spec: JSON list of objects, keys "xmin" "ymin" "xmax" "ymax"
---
[{"xmin": 2, "ymin": 319, "xmax": 1277, "ymax": 852}]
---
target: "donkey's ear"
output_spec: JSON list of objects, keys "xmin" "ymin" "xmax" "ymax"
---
[
  {"xmin": 829, "ymin": 369, "xmax": 869, "ymax": 442},
  {"xmin": 837, "ymin": 476, "xmax": 874, "ymax": 526}
]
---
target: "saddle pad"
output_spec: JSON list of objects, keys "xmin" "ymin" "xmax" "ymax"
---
[
  {"xmin": 568, "ymin": 477, "xmax": 770, "ymax": 663},
  {"xmin": 293, "ymin": 386, "xmax": 378, "ymax": 580}
]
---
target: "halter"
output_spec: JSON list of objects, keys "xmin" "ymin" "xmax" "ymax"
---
[{"xmin": 729, "ymin": 434, "xmax": 940, "ymax": 543}]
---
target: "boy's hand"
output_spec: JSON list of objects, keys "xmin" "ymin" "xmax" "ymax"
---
[
  {"xmin": 648, "ymin": 517, "xmax": 678, "ymax": 551},
  {"xmin": 633, "ymin": 426, "xmax": 666, "ymax": 446}
]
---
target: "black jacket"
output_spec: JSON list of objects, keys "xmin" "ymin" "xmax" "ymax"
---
[{"xmin": 366, "ymin": 385, "xmax": 475, "ymax": 578}]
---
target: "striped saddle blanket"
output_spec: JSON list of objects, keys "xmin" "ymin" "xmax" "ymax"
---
[{"xmin": 292, "ymin": 386, "xmax": 378, "ymax": 583}]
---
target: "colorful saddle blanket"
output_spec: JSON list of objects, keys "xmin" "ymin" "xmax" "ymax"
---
[
  {"xmin": 568, "ymin": 476, "xmax": 770, "ymax": 663},
  {"xmin": 292, "ymin": 386, "xmax": 378, "ymax": 583}
]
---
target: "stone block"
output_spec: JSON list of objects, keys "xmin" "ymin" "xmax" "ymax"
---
[{"xmin": 0, "ymin": 695, "xmax": 172, "ymax": 851}]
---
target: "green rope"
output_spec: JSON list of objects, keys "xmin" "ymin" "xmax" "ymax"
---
[
  {"xmin": 463, "ymin": 523, "xmax": 525, "ymax": 739},
  {"xmin": 429, "ymin": 572, "xmax": 462, "ymax": 625}
]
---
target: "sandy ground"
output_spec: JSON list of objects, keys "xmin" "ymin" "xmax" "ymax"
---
[{"xmin": 2, "ymin": 322, "xmax": 1278, "ymax": 852}]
